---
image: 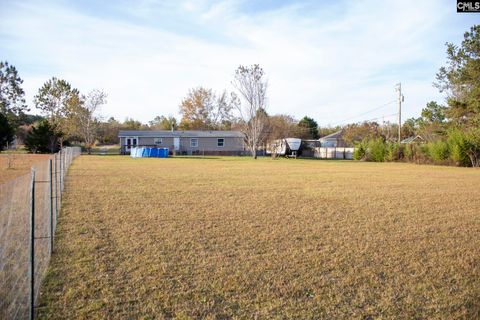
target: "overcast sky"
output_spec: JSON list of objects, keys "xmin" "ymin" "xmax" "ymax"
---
[{"xmin": 1, "ymin": 0, "xmax": 477, "ymax": 126}]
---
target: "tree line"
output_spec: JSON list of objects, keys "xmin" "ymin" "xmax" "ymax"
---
[
  {"xmin": 343, "ymin": 25, "xmax": 480, "ymax": 167},
  {"xmin": 0, "ymin": 67, "xmax": 108, "ymax": 154},
  {"xmin": 0, "ymin": 62, "xmax": 329, "ymax": 158},
  {"xmin": 2, "ymin": 24, "xmax": 478, "ymax": 164}
]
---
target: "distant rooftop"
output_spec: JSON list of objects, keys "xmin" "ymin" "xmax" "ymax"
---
[
  {"xmin": 118, "ymin": 130, "xmax": 244, "ymax": 138},
  {"xmin": 401, "ymin": 135, "xmax": 425, "ymax": 144},
  {"xmin": 319, "ymin": 130, "xmax": 343, "ymax": 140}
]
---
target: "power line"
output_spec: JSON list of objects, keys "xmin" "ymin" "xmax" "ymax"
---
[
  {"xmin": 360, "ymin": 112, "xmax": 399, "ymax": 124},
  {"xmin": 334, "ymin": 100, "xmax": 396, "ymax": 125}
]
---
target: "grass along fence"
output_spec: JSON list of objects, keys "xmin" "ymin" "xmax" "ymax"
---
[{"xmin": 0, "ymin": 147, "xmax": 81, "ymax": 320}]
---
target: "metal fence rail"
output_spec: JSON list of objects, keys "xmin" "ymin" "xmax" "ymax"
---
[{"xmin": 0, "ymin": 147, "xmax": 81, "ymax": 320}]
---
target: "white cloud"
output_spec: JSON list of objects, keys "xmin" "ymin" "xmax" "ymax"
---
[{"xmin": 0, "ymin": 0, "xmax": 466, "ymax": 125}]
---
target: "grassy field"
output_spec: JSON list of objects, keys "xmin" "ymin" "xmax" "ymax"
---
[
  {"xmin": 37, "ymin": 156, "xmax": 480, "ymax": 319},
  {"xmin": 0, "ymin": 153, "xmax": 51, "ymax": 184}
]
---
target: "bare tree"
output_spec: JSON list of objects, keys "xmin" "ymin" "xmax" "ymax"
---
[
  {"xmin": 210, "ymin": 90, "xmax": 235, "ymax": 129},
  {"xmin": 232, "ymin": 64, "xmax": 268, "ymax": 159},
  {"xmin": 71, "ymin": 89, "xmax": 107, "ymax": 154}
]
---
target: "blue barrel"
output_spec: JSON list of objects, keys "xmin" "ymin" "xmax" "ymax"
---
[
  {"xmin": 161, "ymin": 148, "xmax": 169, "ymax": 158},
  {"xmin": 151, "ymin": 148, "xmax": 159, "ymax": 157}
]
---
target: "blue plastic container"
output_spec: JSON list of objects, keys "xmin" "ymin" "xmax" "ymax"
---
[
  {"xmin": 160, "ymin": 148, "xmax": 169, "ymax": 158},
  {"xmin": 131, "ymin": 147, "xmax": 168, "ymax": 158}
]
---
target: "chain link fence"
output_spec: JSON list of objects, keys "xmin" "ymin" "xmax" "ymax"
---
[{"xmin": 0, "ymin": 147, "xmax": 81, "ymax": 320}]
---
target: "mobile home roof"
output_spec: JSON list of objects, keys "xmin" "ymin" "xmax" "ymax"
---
[{"xmin": 118, "ymin": 130, "xmax": 244, "ymax": 138}]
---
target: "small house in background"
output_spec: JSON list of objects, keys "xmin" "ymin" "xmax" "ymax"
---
[
  {"xmin": 118, "ymin": 130, "xmax": 245, "ymax": 155},
  {"xmin": 319, "ymin": 130, "xmax": 346, "ymax": 147},
  {"xmin": 401, "ymin": 135, "xmax": 425, "ymax": 144}
]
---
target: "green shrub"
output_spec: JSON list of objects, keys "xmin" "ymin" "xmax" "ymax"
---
[
  {"xmin": 25, "ymin": 120, "xmax": 62, "ymax": 153},
  {"xmin": 464, "ymin": 128, "xmax": 480, "ymax": 167},
  {"xmin": 367, "ymin": 138, "xmax": 387, "ymax": 162},
  {"xmin": 447, "ymin": 129, "xmax": 470, "ymax": 166},
  {"xmin": 353, "ymin": 138, "xmax": 391, "ymax": 162},
  {"xmin": 353, "ymin": 139, "xmax": 367, "ymax": 160},
  {"xmin": 447, "ymin": 128, "xmax": 480, "ymax": 167},
  {"xmin": 404, "ymin": 143, "xmax": 415, "ymax": 161},
  {"xmin": 385, "ymin": 142, "xmax": 403, "ymax": 161},
  {"xmin": 402, "ymin": 143, "xmax": 431, "ymax": 163},
  {"xmin": 427, "ymin": 140, "xmax": 450, "ymax": 162}
]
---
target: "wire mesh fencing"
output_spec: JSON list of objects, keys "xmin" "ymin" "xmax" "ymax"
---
[{"xmin": 0, "ymin": 147, "xmax": 81, "ymax": 320}]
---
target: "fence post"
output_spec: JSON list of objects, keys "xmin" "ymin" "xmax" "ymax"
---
[
  {"xmin": 63, "ymin": 149, "xmax": 66, "ymax": 190},
  {"xmin": 54, "ymin": 153, "xmax": 58, "ymax": 220},
  {"xmin": 49, "ymin": 159, "xmax": 54, "ymax": 254},
  {"xmin": 62, "ymin": 149, "xmax": 64, "ymax": 192},
  {"xmin": 29, "ymin": 169, "xmax": 35, "ymax": 320},
  {"xmin": 60, "ymin": 150, "xmax": 63, "ymax": 194}
]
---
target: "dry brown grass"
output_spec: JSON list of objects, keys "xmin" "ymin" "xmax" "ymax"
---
[
  {"xmin": 0, "ymin": 154, "xmax": 51, "ymax": 184},
  {"xmin": 37, "ymin": 156, "xmax": 480, "ymax": 319}
]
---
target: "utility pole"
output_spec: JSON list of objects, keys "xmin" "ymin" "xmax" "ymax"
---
[{"xmin": 396, "ymin": 83, "xmax": 403, "ymax": 143}]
